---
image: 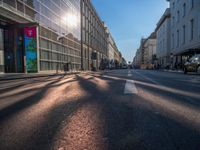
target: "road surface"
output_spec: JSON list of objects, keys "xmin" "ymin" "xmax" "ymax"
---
[{"xmin": 0, "ymin": 70, "xmax": 200, "ymax": 150}]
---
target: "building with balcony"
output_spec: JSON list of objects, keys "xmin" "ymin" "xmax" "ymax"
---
[{"xmin": 167, "ymin": 0, "xmax": 200, "ymax": 68}]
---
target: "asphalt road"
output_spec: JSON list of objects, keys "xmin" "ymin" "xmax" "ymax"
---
[{"xmin": 0, "ymin": 70, "xmax": 200, "ymax": 150}]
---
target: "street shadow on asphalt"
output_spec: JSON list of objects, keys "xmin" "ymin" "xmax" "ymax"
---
[
  {"xmin": 76, "ymin": 74, "xmax": 200, "ymax": 150},
  {"xmin": 102, "ymin": 71, "xmax": 200, "ymax": 109},
  {"xmin": 0, "ymin": 76, "xmax": 54, "ymax": 94},
  {"xmin": 1, "ymin": 74, "xmax": 200, "ymax": 150},
  {"xmin": 60, "ymin": 74, "xmax": 141, "ymax": 150},
  {"xmin": 75, "ymin": 75, "xmax": 200, "ymax": 150},
  {"xmin": 0, "ymin": 76, "xmax": 77, "ymax": 100},
  {"xmin": 0, "ymin": 75, "xmax": 75, "ymax": 95},
  {"xmin": 133, "ymin": 78, "xmax": 200, "ymax": 110},
  {"xmin": 0, "ymin": 76, "xmax": 77, "ymax": 122},
  {"xmin": 1, "ymin": 74, "xmax": 137, "ymax": 150}
]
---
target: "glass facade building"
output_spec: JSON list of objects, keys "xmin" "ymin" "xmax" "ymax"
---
[{"xmin": 0, "ymin": 0, "xmax": 81, "ymax": 73}]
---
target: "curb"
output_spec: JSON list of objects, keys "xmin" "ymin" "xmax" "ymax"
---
[
  {"xmin": 163, "ymin": 69, "xmax": 184, "ymax": 73},
  {"xmin": 0, "ymin": 72, "xmax": 81, "ymax": 81}
]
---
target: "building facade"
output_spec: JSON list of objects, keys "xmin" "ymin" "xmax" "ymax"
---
[
  {"xmin": 114, "ymin": 50, "xmax": 122, "ymax": 68},
  {"xmin": 133, "ymin": 33, "xmax": 156, "ymax": 69},
  {"xmin": 168, "ymin": 0, "xmax": 200, "ymax": 68},
  {"xmin": 143, "ymin": 32, "xmax": 157, "ymax": 68},
  {"xmin": 133, "ymin": 38, "xmax": 146, "ymax": 68},
  {"xmin": 106, "ymin": 28, "xmax": 122, "ymax": 69},
  {"xmin": 81, "ymin": 0, "xmax": 108, "ymax": 70},
  {"xmin": 107, "ymin": 29, "xmax": 115, "ymax": 68},
  {"xmin": 0, "ymin": 0, "xmax": 115, "ymax": 74},
  {"xmin": 133, "ymin": 48, "xmax": 142, "ymax": 68},
  {"xmin": 156, "ymin": 8, "xmax": 171, "ymax": 68},
  {"xmin": 0, "ymin": 0, "xmax": 82, "ymax": 74}
]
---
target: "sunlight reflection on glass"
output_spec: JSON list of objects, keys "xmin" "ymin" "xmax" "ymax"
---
[{"xmin": 62, "ymin": 13, "xmax": 79, "ymax": 28}]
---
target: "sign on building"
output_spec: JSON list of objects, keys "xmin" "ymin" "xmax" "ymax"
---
[{"xmin": 24, "ymin": 27, "xmax": 38, "ymax": 73}]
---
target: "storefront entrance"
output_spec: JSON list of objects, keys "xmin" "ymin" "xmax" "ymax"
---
[
  {"xmin": 0, "ymin": 22, "xmax": 38, "ymax": 73},
  {"xmin": 3, "ymin": 27, "xmax": 24, "ymax": 73},
  {"xmin": 0, "ymin": 5, "xmax": 39, "ymax": 74}
]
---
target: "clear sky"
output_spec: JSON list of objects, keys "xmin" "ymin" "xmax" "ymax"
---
[{"xmin": 91, "ymin": 0, "xmax": 169, "ymax": 62}]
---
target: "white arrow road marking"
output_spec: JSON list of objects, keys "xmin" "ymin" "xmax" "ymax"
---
[{"xmin": 124, "ymin": 80, "xmax": 138, "ymax": 94}]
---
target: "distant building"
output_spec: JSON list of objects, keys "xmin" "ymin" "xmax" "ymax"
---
[
  {"xmin": 114, "ymin": 50, "xmax": 122, "ymax": 68},
  {"xmin": 156, "ymin": 8, "xmax": 171, "ymax": 68},
  {"xmin": 133, "ymin": 33, "xmax": 156, "ymax": 69},
  {"xmin": 105, "ymin": 28, "xmax": 122, "ymax": 69},
  {"xmin": 106, "ymin": 29, "xmax": 117, "ymax": 68},
  {"xmin": 143, "ymin": 32, "xmax": 157, "ymax": 68},
  {"xmin": 133, "ymin": 48, "xmax": 142, "ymax": 68},
  {"xmin": 121, "ymin": 57, "xmax": 127, "ymax": 66},
  {"xmin": 167, "ymin": 0, "xmax": 200, "ymax": 68},
  {"xmin": 133, "ymin": 38, "xmax": 146, "ymax": 68}
]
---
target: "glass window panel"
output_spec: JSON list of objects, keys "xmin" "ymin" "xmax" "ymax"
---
[
  {"xmin": 40, "ymin": 39, "xmax": 49, "ymax": 49},
  {"xmin": 25, "ymin": 5, "xmax": 36, "ymax": 18},
  {"xmin": 17, "ymin": 1, "xmax": 24, "ymax": 13},
  {"xmin": 3, "ymin": 0, "xmax": 16, "ymax": 8}
]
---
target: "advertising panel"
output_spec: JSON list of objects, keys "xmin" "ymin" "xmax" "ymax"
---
[{"xmin": 24, "ymin": 27, "xmax": 38, "ymax": 73}]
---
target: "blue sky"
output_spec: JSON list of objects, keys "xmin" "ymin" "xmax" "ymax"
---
[{"xmin": 91, "ymin": 0, "xmax": 169, "ymax": 62}]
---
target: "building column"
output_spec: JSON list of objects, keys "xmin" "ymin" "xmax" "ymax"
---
[
  {"xmin": 80, "ymin": 0, "xmax": 84, "ymax": 70},
  {"xmin": 36, "ymin": 26, "xmax": 40, "ymax": 72},
  {"xmin": 0, "ymin": 28, "xmax": 4, "ymax": 73}
]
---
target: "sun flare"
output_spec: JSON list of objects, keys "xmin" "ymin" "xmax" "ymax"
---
[{"xmin": 62, "ymin": 13, "xmax": 79, "ymax": 28}]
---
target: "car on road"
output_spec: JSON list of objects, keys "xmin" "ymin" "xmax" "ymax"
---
[
  {"xmin": 122, "ymin": 65, "xmax": 128, "ymax": 69},
  {"xmin": 184, "ymin": 54, "xmax": 200, "ymax": 74}
]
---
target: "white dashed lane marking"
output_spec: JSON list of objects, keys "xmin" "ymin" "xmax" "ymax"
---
[
  {"xmin": 102, "ymin": 74, "xmax": 138, "ymax": 94},
  {"xmin": 124, "ymin": 79, "xmax": 138, "ymax": 94},
  {"xmin": 127, "ymin": 70, "xmax": 132, "ymax": 77},
  {"xmin": 127, "ymin": 74, "xmax": 132, "ymax": 77}
]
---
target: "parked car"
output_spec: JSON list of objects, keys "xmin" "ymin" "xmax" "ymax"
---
[{"xmin": 183, "ymin": 54, "xmax": 200, "ymax": 74}]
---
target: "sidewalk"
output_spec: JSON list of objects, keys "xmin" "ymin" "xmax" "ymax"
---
[
  {"xmin": 162, "ymin": 69, "xmax": 184, "ymax": 73},
  {"xmin": 0, "ymin": 71, "xmax": 81, "ymax": 81}
]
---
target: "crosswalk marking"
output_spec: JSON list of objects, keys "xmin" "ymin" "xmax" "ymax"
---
[{"xmin": 124, "ymin": 80, "xmax": 138, "ymax": 94}]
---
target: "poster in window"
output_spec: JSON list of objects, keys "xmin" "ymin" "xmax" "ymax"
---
[{"xmin": 24, "ymin": 27, "xmax": 38, "ymax": 73}]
